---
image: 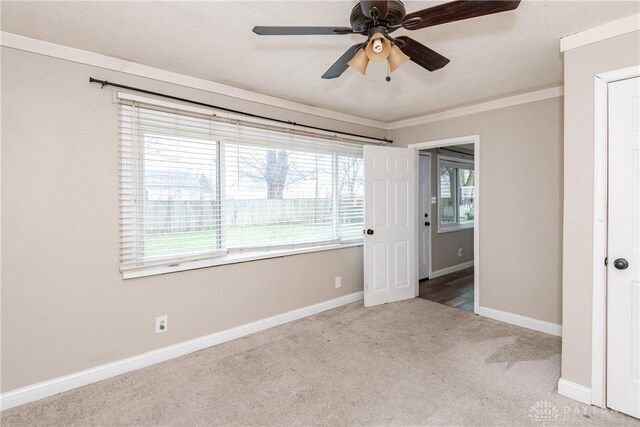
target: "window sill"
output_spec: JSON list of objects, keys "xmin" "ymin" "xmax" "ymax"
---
[
  {"xmin": 437, "ymin": 224, "xmax": 474, "ymax": 234},
  {"xmin": 121, "ymin": 241, "xmax": 363, "ymax": 279}
]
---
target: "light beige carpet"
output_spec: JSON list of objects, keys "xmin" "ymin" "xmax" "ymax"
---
[{"xmin": 2, "ymin": 298, "xmax": 639, "ymax": 426}]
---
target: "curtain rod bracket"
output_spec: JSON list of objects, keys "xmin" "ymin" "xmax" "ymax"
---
[{"xmin": 90, "ymin": 77, "xmax": 108, "ymax": 89}]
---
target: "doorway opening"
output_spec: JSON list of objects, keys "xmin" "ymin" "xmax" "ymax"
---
[{"xmin": 409, "ymin": 136, "xmax": 479, "ymax": 314}]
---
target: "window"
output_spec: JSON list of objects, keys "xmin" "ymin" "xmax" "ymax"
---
[
  {"xmin": 119, "ymin": 98, "xmax": 364, "ymax": 278},
  {"xmin": 438, "ymin": 156, "xmax": 474, "ymax": 232}
]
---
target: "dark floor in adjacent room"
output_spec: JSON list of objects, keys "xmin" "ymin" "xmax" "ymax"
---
[{"xmin": 419, "ymin": 267, "xmax": 474, "ymax": 312}]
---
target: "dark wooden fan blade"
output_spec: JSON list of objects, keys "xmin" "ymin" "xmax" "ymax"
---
[
  {"xmin": 360, "ymin": 1, "xmax": 389, "ymax": 19},
  {"xmin": 253, "ymin": 26, "xmax": 353, "ymax": 35},
  {"xmin": 396, "ymin": 36, "xmax": 450, "ymax": 72},
  {"xmin": 402, "ymin": 1, "xmax": 521, "ymax": 30},
  {"xmin": 322, "ymin": 44, "xmax": 363, "ymax": 79}
]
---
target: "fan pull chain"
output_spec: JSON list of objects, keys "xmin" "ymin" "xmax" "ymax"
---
[{"xmin": 386, "ymin": 63, "xmax": 391, "ymax": 82}]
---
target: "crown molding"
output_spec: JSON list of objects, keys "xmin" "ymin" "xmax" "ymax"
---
[
  {"xmin": 560, "ymin": 14, "xmax": 640, "ymax": 52},
  {"xmin": 0, "ymin": 31, "xmax": 388, "ymax": 131},
  {"xmin": 388, "ymin": 86, "xmax": 564, "ymax": 130},
  {"xmin": 1, "ymin": 31, "xmax": 568, "ymax": 132}
]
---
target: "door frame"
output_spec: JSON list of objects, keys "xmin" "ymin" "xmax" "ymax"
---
[
  {"xmin": 408, "ymin": 135, "xmax": 480, "ymax": 314},
  {"xmin": 591, "ymin": 65, "xmax": 640, "ymax": 408},
  {"xmin": 418, "ymin": 153, "xmax": 432, "ymax": 283}
]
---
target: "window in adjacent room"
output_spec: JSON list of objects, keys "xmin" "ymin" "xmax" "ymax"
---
[
  {"xmin": 119, "ymin": 98, "xmax": 364, "ymax": 278},
  {"xmin": 438, "ymin": 156, "xmax": 474, "ymax": 232}
]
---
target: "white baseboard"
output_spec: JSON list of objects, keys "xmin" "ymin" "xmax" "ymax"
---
[
  {"xmin": 558, "ymin": 378, "xmax": 592, "ymax": 405},
  {"xmin": 0, "ymin": 291, "xmax": 363, "ymax": 411},
  {"xmin": 477, "ymin": 306, "xmax": 562, "ymax": 337},
  {"xmin": 429, "ymin": 260, "xmax": 474, "ymax": 279}
]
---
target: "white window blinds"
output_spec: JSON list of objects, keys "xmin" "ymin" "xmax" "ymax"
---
[{"xmin": 119, "ymin": 99, "xmax": 364, "ymax": 276}]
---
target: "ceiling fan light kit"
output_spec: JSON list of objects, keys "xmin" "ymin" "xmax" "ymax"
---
[{"xmin": 253, "ymin": 0, "xmax": 521, "ymax": 80}]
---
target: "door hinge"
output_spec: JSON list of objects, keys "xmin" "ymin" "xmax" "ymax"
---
[{"xmin": 604, "ymin": 257, "xmax": 608, "ymax": 266}]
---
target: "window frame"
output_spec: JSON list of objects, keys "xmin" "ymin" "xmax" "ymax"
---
[
  {"xmin": 437, "ymin": 155, "xmax": 475, "ymax": 234},
  {"xmin": 118, "ymin": 93, "xmax": 364, "ymax": 279}
]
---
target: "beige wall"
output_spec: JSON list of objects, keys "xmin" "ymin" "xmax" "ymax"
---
[
  {"xmin": 5, "ymin": 29, "xmax": 633, "ymax": 394},
  {"xmin": 391, "ymin": 97, "xmax": 564, "ymax": 324},
  {"xmin": 0, "ymin": 47, "xmax": 386, "ymax": 392},
  {"xmin": 422, "ymin": 148, "xmax": 474, "ymax": 272},
  {"xmin": 561, "ymin": 31, "xmax": 640, "ymax": 388}
]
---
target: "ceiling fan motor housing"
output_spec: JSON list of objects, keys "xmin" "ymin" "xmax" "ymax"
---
[{"xmin": 350, "ymin": 0, "xmax": 407, "ymax": 33}]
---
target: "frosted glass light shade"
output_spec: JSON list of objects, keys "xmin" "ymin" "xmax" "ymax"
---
[
  {"xmin": 387, "ymin": 45, "xmax": 410, "ymax": 72},
  {"xmin": 347, "ymin": 49, "xmax": 370, "ymax": 75},
  {"xmin": 365, "ymin": 33, "xmax": 391, "ymax": 62}
]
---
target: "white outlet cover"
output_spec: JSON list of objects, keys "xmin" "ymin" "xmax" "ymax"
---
[
  {"xmin": 335, "ymin": 276, "xmax": 342, "ymax": 288},
  {"xmin": 155, "ymin": 315, "xmax": 168, "ymax": 334}
]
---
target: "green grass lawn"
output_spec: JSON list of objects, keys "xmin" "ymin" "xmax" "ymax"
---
[{"xmin": 144, "ymin": 224, "xmax": 333, "ymax": 257}]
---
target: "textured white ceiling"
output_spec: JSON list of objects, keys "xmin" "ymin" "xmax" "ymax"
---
[{"xmin": 1, "ymin": 1, "xmax": 638, "ymax": 122}]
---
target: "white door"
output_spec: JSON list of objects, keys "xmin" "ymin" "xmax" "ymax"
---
[
  {"xmin": 418, "ymin": 154, "xmax": 431, "ymax": 280},
  {"xmin": 363, "ymin": 145, "xmax": 417, "ymax": 307},
  {"xmin": 607, "ymin": 76, "xmax": 640, "ymax": 419}
]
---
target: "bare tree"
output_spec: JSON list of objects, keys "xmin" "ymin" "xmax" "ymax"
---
[
  {"xmin": 242, "ymin": 149, "xmax": 316, "ymax": 199},
  {"xmin": 459, "ymin": 169, "xmax": 474, "ymax": 187},
  {"xmin": 337, "ymin": 156, "xmax": 363, "ymax": 198}
]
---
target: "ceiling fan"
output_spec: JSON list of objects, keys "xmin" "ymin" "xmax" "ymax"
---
[{"xmin": 253, "ymin": 0, "xmax": 521, "ymax": 80}]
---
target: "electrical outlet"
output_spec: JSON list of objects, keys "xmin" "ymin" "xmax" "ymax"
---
[
  {"xmin": 334, "ymin": 276, "xmax": 342, "ymax": 289},
  {"xmin": 155, "ymin": 315, "xmax": 168, "ymax": 334},
  {"xmin": 458, "ymin": 247, "xmax": 463, "ymax": 257}
]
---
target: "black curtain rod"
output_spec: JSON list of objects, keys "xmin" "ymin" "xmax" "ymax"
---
[{"xmin": 89, "ymin": 78, "xmax": 392, "ymax": 144}]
